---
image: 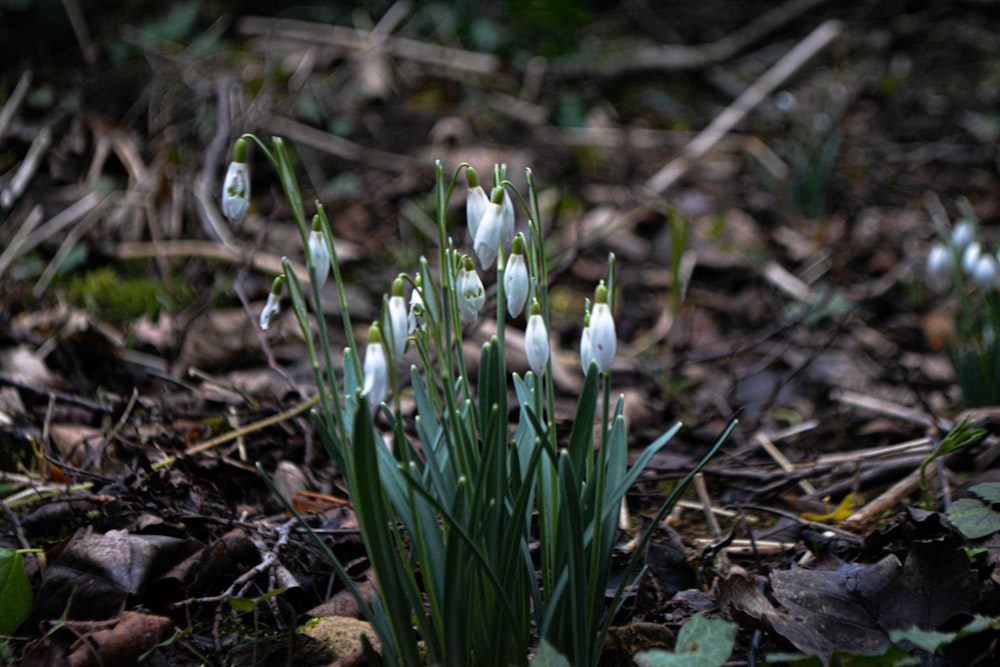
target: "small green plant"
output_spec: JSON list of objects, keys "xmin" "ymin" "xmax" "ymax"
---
[
  {"xmin": 926, "ymin": 201, "xmax": 1000, "ymax": 406},
  {"xmin": 919, "ymin": 417, "xmax": 987, "ymax": 510},
  {"xmin": 231, "ymin": 135, "xmax": 733, "ymax": 666},
  {"xmin": 0, "ymin": 548, "xmax": 33, "ymax": 635}
]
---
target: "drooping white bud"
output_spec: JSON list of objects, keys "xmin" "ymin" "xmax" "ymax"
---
[
  {"xmin": 386, "ymin": 277, "xmax": 408, "ymax": 358},
  {"xmin": 926, "ymin": 243, "xmax": 953, "ymax": 280},
  {"xmin": 473, "ymin": 188, "xmax": 505, "ymax": 269},
  {"xmin": 362, "ymin": 323, "xmax": 388, "ymax": 407},
  {"xmin": 308, "ymin": 217, "xmax": 331, "ymax": 288},
  {"xmin": 580, "ymin": 300, "xmax": 593, "ymax": 374},
  {"xmin": 408, "ymin": 281, "xmax": 426, "ymax": 333},
  {"xmin": 952, "ymin": 221, "xmax": 976, "ymax": 249},
  {"xmin": 222, "ymin": 138, "xmax": 250, "ymax": 224},
  {"xmin": 260, "ymin": 275, "xmax": 284, "ymax": 331},
  {"xmin": 495, "ymin": 185, "xmax": 515, "ymax": 252},
  {"xmin": 466, "ymin": 167, "xmax": 490, "ymax": 242},
  {"xmin": 524, "ymin": 300, "xmax": 549, "ymax": 377},
  {"xmin": 972, "ymin": 255, "xmax": 998, "ymax": 291},
  {"xmin": 458, "ymin": 257, "xmax": 486, "ymax": 323},
  {"xmin": 504, "ymin": 233, "xmax": 529, "ymax": 318},
  {"xmin": 589, "ymin": 282, "xmax": 616, "ymax": 374},
  {"xmin": 963, "ymin": 242, "xmax": 982, "ymax": 274}
]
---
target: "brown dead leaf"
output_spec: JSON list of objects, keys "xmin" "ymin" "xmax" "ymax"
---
[{"xmin": 23, "ymin": 611, "xmax": 173, "ymax": 667}]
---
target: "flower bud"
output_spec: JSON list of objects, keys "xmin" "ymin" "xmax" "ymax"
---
[
  {"xmin": 386, "ymin": 276, "xmax": 408, "ymax": 358},
  {"xmin": 494, "ymin": 185, "xmax": 515, "ymax": 251},
  {"xmin": 589, "ymin": 282, "xmax": 616, "ymax": 374},
  {"xmin": 504, "ymin": 233, "xmax": 529, "ymax": 318},
  {"xmin": 473, "ymin": 188, "xmax": 505, "ymax": 269},
  {"xmin": 458, "ymin": 256, "xmax": 485, "ymax": 323},
  {"xmin": 308, "ymin": 216, "xmax": 330, "ymax": 288},
  {"xmin": 973, "ymin": 255, "xmax": 998, "ymax": 291},
  {"xmin": 926, "ymin": 243, "xmax": 953, "ymax": 280},
  {"xmin": 952, "ymin": 221, "xmax": 975, "ymax": 249},
  {"xmin": 963, "ymin": 242, "xmax": 982, "ymax": 274},
  {"xmin": 524, "ymin": 300, "xmax": 549, "ymax": 377},
  {"xmin": 580, "ymin": 300, "xmax": 593, "ymax": 374},
  {"xmin": 362, "ymin": 323, "xmax": 388, "ymax": 407},
  {"xmin": 409, "ymin": 277, "xmax": 426, "ymax": 333},
  {"xmin": 466, "ymin": 167, "xmax": 490, "ymax": 241},
  {"xmin": 222, "ymin": 138, "xmax": 250, "ymax": 224},
  {"xmin": 260, "ymin": 275, "xmax": 284, "ymax": 331}
]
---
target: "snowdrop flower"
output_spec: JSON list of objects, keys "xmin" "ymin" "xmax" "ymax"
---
[
  {"xmin": 926, "ymin": 243, "xmax": 953, "ymax": 280},
  {"xmin": 409, "ymin": 276, "xmax": 426, "ymax": 333},
  {"xmin": 260, "ymin": 275, "xmax": 284, "ymax": 331},
  {"xmin": 504, "ymin": 233, "xmax": 529, "ymax": 318},
  {"xmin": 952, "ymin": 221, "xmax": 976, "ymax": 249},
  {"xmin": 580, "ymin": 299, "xmax": 593, "ymax": 374},
  {"xmin": 466, "ymin": 167, "xmax": 490, "ymax": 241},
  {"xmin": 972, "ymin": 255, "xmax": 998, "ymax": 291},
  {"xmin": 494, "ymin": 185, "xmax": 515, "ymax": 252},
  {"xmin": 458, "ymin": 257, "xmax": 485, "ymax": 323},
  {"xmin": 474, "ymin": 189, "xmax": 505, "ymax": 269},
  {"xmin": 524, "ymin": 300, "xmax": 549, "ymax": 377},
  {"xmin": 222, "ymin": 138, "xmax": 250, "ymax": 224},
  {"xmin": 589, "ymin": 281, "xmax": 616, "ymax": 374},
  {"xmin": 385, "ymin": 276, "xmax": 408, "ymax": 358},
  {"xmin": 308, "ymin": 217, "xmax": 330, "ymax": 288},
  {"xmin": 963, "ymin": 242, "xmax": 982, "ymax": 274},
  {"xmin": 362, "ymin": 323, "xmax": 388, "ymax": 407}
]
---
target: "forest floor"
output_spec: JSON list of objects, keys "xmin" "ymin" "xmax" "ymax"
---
[{"xmin": 4, "ymin": 1, "xmax": 1000, "ymax": 665}]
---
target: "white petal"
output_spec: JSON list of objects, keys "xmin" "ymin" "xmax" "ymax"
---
[
  {"xmin": 474, "ymin": 203, "xmax": 503, "ymax": 269},
  {"xmin": 408, "ymin": 290, "xmax": 426, "ymax": 333},
  {"xmin": 309, "ymin": 231, "xmax": 331, "ymax": 288},
  {"xmin": 580, "ymin": 326, "xmax": 593, "ymax": 374},
  {"xmin": 260, "ymin": 293, "xmax": 280, "ymax": 331},
  {"xmin": 459, "ymin": 267, "xmax": 485, "ymax": 323},
  {"xmin": 222, "ymin": 162, "xmax": 249, "ymax": 223},
  {"xmin": 387, "ymin": 295, "xmax": 408, "ymax": 358},
  {"xmin": 589, "ymin": 302, "xmax": 617, "ymax": 374},
  {"xmin": 525, "ymin": 313, "xmax": 550, "ymax": 376},
  {"xmin": 504, "ymin": 253, "xmax": 529, "ymax": 318},
  {"xmin": 362, "ymin": 343, "xmax": 387, "ymax": 406},
  {"xmin": 466, "ymin": 185, "xmax": 490, "ymax": 241}
]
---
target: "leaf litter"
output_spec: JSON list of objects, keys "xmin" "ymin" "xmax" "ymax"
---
[{"xmin": 3, "ymin": 1, "xmax": 1000, "ymax": 664}]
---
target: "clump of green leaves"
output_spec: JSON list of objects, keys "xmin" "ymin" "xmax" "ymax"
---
[{"xmin": 239, "ymin": 134, "xmax": 733, "ymax": 666}]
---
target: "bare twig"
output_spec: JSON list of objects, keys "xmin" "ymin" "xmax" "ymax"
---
[
  {"xmin": 0, "ymin": 69, "xmax": 32, "ymax": 140},
  {"xmin": 1, "ymin": 124, "xmax": 53, "ymax": 209},
  {"xmin": 114, "ymin": 239, "xmax": 313, "ymax": 284},
  {"xmin": 833, "ymin": 388, "xmax": 938, "ymax": 429}
]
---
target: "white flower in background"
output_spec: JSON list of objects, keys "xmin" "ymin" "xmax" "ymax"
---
[
  {"xmin": 963, "ymin": 242, "xmax": 982, "ymax": 274},
  {"xmin": 504, "ymin": 233, "xmax": 529, "ymax": 318},
  {"xmin": 386, "ymin": 276, "xmax": 408, "ymax": 358},
  {"xmin": 580, "ymin": 299, "xmax": 593, "ymax": 374},
  {"xmin": 952, "ymin": 221, "xmax": 976, "ymax": 249},
  {"xmin": 308, "ymin": 221, "xmax": 331, "ymax": 288},
  {"xmin": 972, "ymin": 255, "xmax": 998, "ymax": 291},
  {"xmin": 260, "ymin": 275, "xmax": 284, "ymax": 331},
  {"xmin": 474, "ymin": 189, "xmax": 505, "ymax": 269},
  {"xmin": 458, "ymin": 257, "xmax": 485, "ymax": 323},
  {"xmin": 362, "ymin": 323, "xmax": 388, "ymax": 407},
  {"xmin": 524, "ymin": 300, "xmax": 549, "ymax": 376},
  {"xmin": 926, "ymin": 243, "xmax": 953, "ymax": 280},
  {"xmin": 408, "ymin": 279, "xmax": 426, "ymax": 333},
  {"xmin": 466, "ymin": 167, "xmax": 490, "ymax": 241},
  {"xmin": 222, "ymin": 138, "xmax": 250, "ymax": 224},
  {"xmin": 589, "ymin": 281, "xmax": 616, "ymax": 374}
]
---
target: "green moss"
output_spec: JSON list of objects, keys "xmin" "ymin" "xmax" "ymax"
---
[{"xmin": 66, "ymin": 266, "xmax": 194, "ymax": 325}]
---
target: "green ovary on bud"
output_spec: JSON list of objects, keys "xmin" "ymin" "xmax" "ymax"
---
[
  {"xmin": 260, "ymin": 274, "xmax": 284, "ymax": 331},
  {"xmin": 504, "ymin": 233, "xmax": 529, "ymax": 318},
  {"xmin": 222, "ymin": 138, "xmax": 250, "ymax": 224},
  {"xmin": 589, "ymin": 281, "xmax": 616, "ymax": 374},
  {"xmin": 524, "ymin": 299, "xmax": 549, "ymax": 377},
  {"xmin": 362, "ymin": 323, "xmax": 388, "ymax": 407},
  {"xmin": 386, "ymin": 276, "xmax": 408, "ymax": 358}
]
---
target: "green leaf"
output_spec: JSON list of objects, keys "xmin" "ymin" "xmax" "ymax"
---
[
  {"xmin": 633, "ymin": 615, "xmax": 736, "ymax": 667},
  {"xmin": 0, "ymin": 548, "xmax": 33, "ymax": 635},
  {"xmin": 947, "ymin": 497, "xmax": 1000, "ymax": 539},
  {"xmin": 531, "ymin": 639, "xmax": 572, "ymax": 666},
  {"xmin": 970, "ymin": 482, "xmax": 1000, "ymax": 505},
  {"xmin": 887, "ymin": 626, "xmax": 955, "ymax": 653}
]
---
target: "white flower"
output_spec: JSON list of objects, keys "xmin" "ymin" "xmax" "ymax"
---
[
  {"xmin": 221, "ymin": 139, "xmax": 249, "ymax": 224},
  {"xmin": 963, "ymin": 242, "xmax": 982, "ymax": 274},
  {"xmin": 474, "ymin": 189, "xmax": 505, "ymax": 269},
  {"xmin": 926, "ymin": 243, "xmax": 953, "ymax": 279},
  {"xmin": 952, "ymin": 221, "xmax": 976, "ymax": 249},
  {"xmin": 386, "ymin": 277, "xmax": 408, "ymax": 358},
  {"xmin": 308, "ymin": 226, "xmax": 330, "ymax": 288},
  {"xmin": 458, "ymin": 258, "xmax": 485, "ymax": 323},
  {"xmin": 580, "ymin": 300, "xmax": 593, "ymax": 374},
  {"xmin": 466, "ymin": 167, "xmax": 490, "ymax": 241},
  {"xmin": 408, "ymin": 285, "xmax": 426, "ymax": 333},
  {"xmin": 589, "ymin": 282, "xmax": 616, "ymax": 374},
  {"xmin": 504, "ymin": 234, "xmax": 529, "ymax": 318},
  {"xmin": 973, "ymin": 255, "xmax": 998, "ymax": 291},
  {"xmin": 260, "ymin": 275, "xmax": 284, "ymax": 331},
  {"xmin": 524, "ymin": 301, "xmax": 549, "ymax": 376},
  {"xmin": 495, "ymin": 185, "xmax": 515, "ymax": 251},
  {"xmin": 362, "ymin": 324, "xmax": 388, "ymax": 407}
]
